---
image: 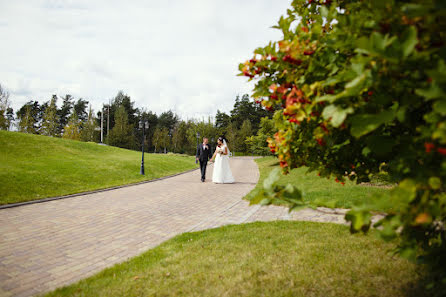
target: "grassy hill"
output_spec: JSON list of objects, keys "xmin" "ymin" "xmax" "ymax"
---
[{"xmin": 0, "ymin": 131, "xmax": 198, "ymax": 205}]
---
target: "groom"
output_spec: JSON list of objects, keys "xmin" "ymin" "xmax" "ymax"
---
[{"xmin": 196, "ymin": 137, "xmax": 211, "ymax": 182}]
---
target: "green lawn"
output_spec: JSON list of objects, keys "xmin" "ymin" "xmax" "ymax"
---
[
  {"xmin": 246, "ymin": 157, "xmax": 391, "ymax": 211},
  {"xmin": 45, "ymin": 221, "xmax": 428, "ymax": 297},
  {"xmin": 0, "ymin": 131, "xmax": 198, "ymax": 205}
]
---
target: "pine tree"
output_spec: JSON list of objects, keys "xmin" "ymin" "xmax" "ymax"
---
[{"xmin": 41, "ymin": 95, "xmax": 59, "ymax": 136}]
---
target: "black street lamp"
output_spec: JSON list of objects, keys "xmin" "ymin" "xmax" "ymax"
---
[{"xmin": 139, "ymin": 120, "xmax": 149, "ymax": 175}]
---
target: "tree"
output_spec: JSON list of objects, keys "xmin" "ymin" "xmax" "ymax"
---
[
  {"xmin": 41, "ymin": 95, "xmax": 59, "ymax": 136},
  {"xmin": 5, "ymin": 107, "xmax": 14, "ymax": 130},
  {"xmin": 158, "ymin": 110, "xmax": 179, "ymax": 132},
  {"xmin": 17, "ymin": 101, "xmax": 41, "ymax": 134},
  {"xmin": 246, "ymin": 117, "xmax": 275, "ymax": 156},
  {"xmin": 57, "ymin": 95, "xmax": 74, "ymax": 135},
  {"xmin": 152, "ymin": 127, "xmax": 163, "ymax": 153},
  {"xmin": 230, "ymin": 94, "xmax": 270, "ymax": 133},
  {"xmin": 81, "ymin": 105, "xmax": 98, "ymax": 142},
  {"xmin": 63, "ymin": 112, "xmax": 81, "ymax": 140},
  {"xmin": 215, "ymin": 110, "xmax": 231, "ymax": 130},
  {"xmin": 107, "ymin": 105, "xmax": 136, "ymax": 149},
  {"xmin": 238, "ymin": 119, "xmax": 253, "ymax": 153},
  {"xmin": 225, "ymin": 122, "xmax": 239, "ymax": 153},
  {"xmin": 73, "ymin": 98, "xmax": 89, "ymax": 122},
  {"xmin": 0, "ymin": 84, "xmax": 10, "ymax": 130},
  {"xmin": 18, "ymin": 105, "xmax": 35, "ymax": 133},
  {"xmin": 172, "ymin": 121, "xmax": 188, "ymax": 153},
  {"xmin": 240, "ymin": 0, "xmax": 446, "ymax": 287}
]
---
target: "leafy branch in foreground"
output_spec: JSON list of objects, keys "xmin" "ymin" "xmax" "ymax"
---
[{"xmin": 239, "ymin": 0, "xmax": 446, "ymax": 289}]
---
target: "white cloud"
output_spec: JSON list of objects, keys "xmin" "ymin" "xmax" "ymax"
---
[{"xmin": 0, "ymin": 0, "xmax": 291, "ymax": 119}]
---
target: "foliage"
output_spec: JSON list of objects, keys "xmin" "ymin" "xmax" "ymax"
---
[
  {"xmin": 62, "ymin": 112, "xmax": 81, "ymax": 140},
  {"xmin": 0, "ymin": 130, "xmax": 197, "ymax": 205},
  {"xmin": 237, "ymin": 119, "xmax": 253, "ymax": 152},
  {"xmin": 81, "ymin": 105, "xmax": 99, "ymax": 142},
  {"xmin": 107, "ymin": 105, "xmax": 136, "ymax": 149},
  {"xmin": 57, "ymin": 94, "xmax": 74, "ymax": 135},
  {"xmin": 246, "ymin": 117, "xmax": 276, "ymax": 156},
  {"xmin": 41, "ymin": 95, "xmax": 59, "ymax": 137},
  {"xmin": 45, "ymin": 221, "xmax": 426, "ymax": 297},
  {"xmin": 17, "ymin": 100, "xmax": 43, "ymax": 133},
  {"xmin": 239, "ymin": 0, "xmax": 446, "ymax": 285},
  {"xmin": 0, "ymin": 84, "xmax": 11, "ymax": 130}
]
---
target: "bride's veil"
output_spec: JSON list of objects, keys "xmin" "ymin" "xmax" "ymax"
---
[{"xmin": 223, "ymin": 139, "xmax": 232, "ymax": 157}]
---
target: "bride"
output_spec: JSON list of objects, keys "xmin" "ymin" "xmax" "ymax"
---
[{"xmin": 210, "ymin": 137, "xmax": 235, "ymax": 184}]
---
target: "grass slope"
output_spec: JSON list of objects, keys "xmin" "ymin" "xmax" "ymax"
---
[
  {"xmin": 0, "ymin": 131, "xmax": 198, "ymax": 205},
  {"xmin": 246, "ymin": 157, "xmax": 391, "ymax": 211},
  {"xmin": 45, "ymin": 221, "xmax": 427, "ymax": 297}
]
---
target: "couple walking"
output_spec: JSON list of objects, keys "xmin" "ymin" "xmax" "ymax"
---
[{"xmin": 196, "ymin": 137, "xmax": 235, "ymax": 183}]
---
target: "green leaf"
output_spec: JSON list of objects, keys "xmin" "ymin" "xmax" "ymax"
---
[
  {"xmin": 350, "ymin": 110, "xmax": 395, "ymax": 138},
  {"xmin": 322, "ymin": 105, "xmax": 354, "ymax": 127},
  {"xmin": 263, "ymin": 168, "xmax": 281, "ymax": 191},
  {"xmin": 401, "ymin": 26, "xmax": 417, "ymax": 58},
  {"xmin": 365, "ymin": 136, "xmax": 395, "ymax": 156},
  {"xmin": 433, "ymin": 99, "xmax": 446, "ymax": 115},
  {"xmin": 415, "ymin": 83, "xmax": 445, "ymax": 100},
  {"xmin": 428, "ymin": 177, "xmax": 441, "ymax": 190}
]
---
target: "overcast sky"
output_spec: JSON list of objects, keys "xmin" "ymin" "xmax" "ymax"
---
[{"xmin": 0, "ymin": 0, "xmax": 291, "ymax": 120}]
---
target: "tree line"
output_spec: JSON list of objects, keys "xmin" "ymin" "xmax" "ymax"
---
[{"xmin": 0, "ymin": 84, "xmax": 275, "ymax": 155}]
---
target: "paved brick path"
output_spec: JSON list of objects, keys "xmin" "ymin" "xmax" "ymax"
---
[{"xmin": 0, "ymin": 157, "xmax": 357, "ymax": 297}]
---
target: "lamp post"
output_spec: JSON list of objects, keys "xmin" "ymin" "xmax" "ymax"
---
[{"xmin": 139, "ymin": 120, "xmax": 149, "ymax": 175}]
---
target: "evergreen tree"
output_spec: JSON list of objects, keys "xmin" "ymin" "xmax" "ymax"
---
[
  {"xmin": 57, "ymin": 94, "xmax": 74, "ymax": 135},
  {"xmin": 6, "ymin": 107, "xmax": 14, "ymax": 130},
  {"xmin": 41, "ymin": 95, "xmax": 59, "ymax": 136},
  {"xmin": 107, "ymin": 105, "xmax": 135, "ymax": 149},
  {"xmin": 63, "ymin": 112, "xmax": 81, "ymax": 140},
  {"xmin": 74, "ymin": 98, "xmax": 89, "ymax": 122},
  {"xmin": 158, "ymin": 110, "xmax": 179, "ymax": 132}
]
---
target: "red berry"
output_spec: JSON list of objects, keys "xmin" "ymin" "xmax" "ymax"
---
[
  {"xmin": 425, "ymin": 142, "xmax": 435, "ymax": 153},
  {"xmin": 270, "ymin": 56, "xmax": 277, "ymax": 62},
  {"xmin": 437, "ymin": 147, "xmax": 446, "ymax": 155},
  {"xmin": 327, "ymin": 89, "xmax": 335, "ymax": 94},
  {"xmin": 249, "ymin": 59, "xmax": 257, "ymax": 64},
  {"xmin": 316, "ymin": 138, "xmax": 325, "ymax": 146},
  {"xmin": 280, "ymin": 161, "xmax": 289, "ymax": 168},
  {"xmin": 368, "ymin": 91, "xmax": 374, "ymax": 96},
  {"xmin": 304, "ymin": 50, "xmax": 315, "ymax": 55},
  {"xmin": 302, "ymin": 27, "xmax": 309, "ymax": 33},
  {"xmin": 270, "ymin": 94, "xmax": 278, "ymax": 100}
]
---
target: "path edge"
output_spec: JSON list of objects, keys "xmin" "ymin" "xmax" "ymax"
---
[{"xmin": 0, "ymin": 167, "xmax": 200, "ymax": 210}]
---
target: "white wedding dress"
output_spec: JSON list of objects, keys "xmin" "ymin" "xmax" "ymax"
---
[{"xmin": 212, "ymin": 144, "xmax": 235, "ymax": 184}]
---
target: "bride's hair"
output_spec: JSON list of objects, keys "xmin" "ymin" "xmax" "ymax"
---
[{"xmin": 218, "ymin": 137, "xmax": 225, "ymax": 143}]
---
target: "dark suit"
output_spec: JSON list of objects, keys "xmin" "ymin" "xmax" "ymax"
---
[{"xmin": 196, "ymin": 143, "xmax": 211, "ymax": 181}]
